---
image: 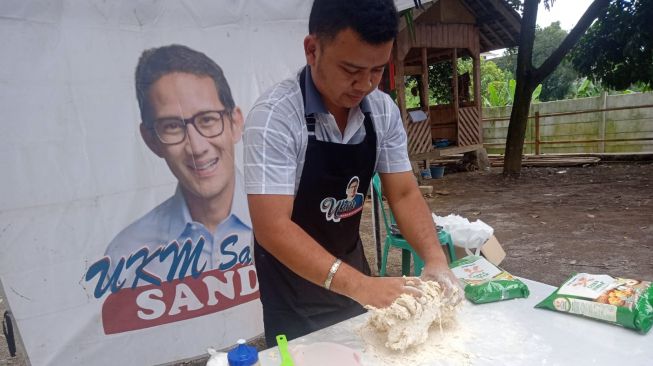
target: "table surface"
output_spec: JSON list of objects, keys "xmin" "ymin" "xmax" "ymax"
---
[{"xmin": 258, "ymin": 278, "xmax": 652, "ymax": 366}]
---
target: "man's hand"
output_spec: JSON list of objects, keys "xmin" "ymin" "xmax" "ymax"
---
[
  {"xmin": 420, "ymin": 265, "xmax": 464, "ymax": 305},
  {"xmin": 350, "ymin": 276, "xmax": 423, "ymax": 309}
]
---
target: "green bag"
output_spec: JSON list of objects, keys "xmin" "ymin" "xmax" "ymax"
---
[
  {"xmin": 450, "ymin": 255, "xmax": 529, "ymax": 304},
  {"xmin": 535, "ymin": 273, "xmax": 653, "ymax": 333}
]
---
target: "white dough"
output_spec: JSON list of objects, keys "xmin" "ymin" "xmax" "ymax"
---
[{"xmin": 363, "ymin": 281, "xmax": 460, "ymax": 352}]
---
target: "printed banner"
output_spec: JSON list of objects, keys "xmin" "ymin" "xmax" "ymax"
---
[
  {"xmin": 0, "ymin": 1, "xmax": 313, "ymax": 365},
  {"xmin": 0, "ymin": 1, "xmax": 426, "ymax": 365}
]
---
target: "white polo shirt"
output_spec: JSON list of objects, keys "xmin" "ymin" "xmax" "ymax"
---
[{"xmin": 244, "ymin": 66, "xmax": 412, "ymax": 195}]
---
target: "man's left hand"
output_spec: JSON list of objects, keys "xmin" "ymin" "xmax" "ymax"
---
[{"xmin": 420, "ymin": 265, "xmax": 464, "ymax": 305}]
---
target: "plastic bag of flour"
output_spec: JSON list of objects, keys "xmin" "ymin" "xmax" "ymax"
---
[
  {"xmin": 535, "ymin": 273, "xmax": 653, "ymax": 333},
  {"xmin": 450, "ymin": 256, "xmax": 529, "ymax": 304}
]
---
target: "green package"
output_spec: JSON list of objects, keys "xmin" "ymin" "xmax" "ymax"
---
[
  {"xmin": 535, "ymin": 273, "xmax": 653, "ymax": 333},
  {"xmin": 450, "ymin": 255, "xmax": 529, "ymax": 304}
]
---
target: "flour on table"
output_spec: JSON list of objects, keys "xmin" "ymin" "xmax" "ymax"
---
[
  {"xmin": 358, "ymin": 319, "xmax": 473, "ymax": 366},
  {"xmin": 359, "ymin": 294, "xmax": 553, "ymax": 366},
  {"xmin": 363, "ymin": 281, "xmax": 460, "ymax": 351}
]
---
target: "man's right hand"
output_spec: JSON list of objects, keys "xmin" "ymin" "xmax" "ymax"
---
[{"xmin": 351, "ymin": 275, "xmax": 423, "ymax": 309}]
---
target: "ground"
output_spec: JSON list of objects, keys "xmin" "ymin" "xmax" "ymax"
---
[
  {"xmin": 361, "ymin": 162, "xmax": 653, "ymax": 285},
  {"xmin": 1, "ymin": 163, "xmax": 652, "ymax": 364}
]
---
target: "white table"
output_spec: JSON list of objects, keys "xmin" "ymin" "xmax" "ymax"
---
[{"xmin": 258, "ymin": 278, "xmax": 652, "ymax": 365}]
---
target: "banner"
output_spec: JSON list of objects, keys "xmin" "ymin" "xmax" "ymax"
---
[
  {"xmin": 0, "ymin": 1, "xmax": 312, "ymax": 365},
  {"xmin": 0, "ymin": 1, "xmax": 426, "ymax": 365}
]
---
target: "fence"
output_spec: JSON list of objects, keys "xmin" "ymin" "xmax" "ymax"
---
[{"xmin": 482, "ymin": 92, "xmax": 653, "ymax": 155}]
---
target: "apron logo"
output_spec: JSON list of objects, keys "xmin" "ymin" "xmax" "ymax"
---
[{"xmin": 320, "ymin": 176, "xmax": 365, "ymax": 222}]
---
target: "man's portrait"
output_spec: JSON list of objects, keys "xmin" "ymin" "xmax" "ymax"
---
[
  {"xmin": 90, "ymin": 45, "xmax": 253, "ymax": 291},
  {"xmin": 345, "ymin": 176, "xmax": 364, "ymax": 206}
]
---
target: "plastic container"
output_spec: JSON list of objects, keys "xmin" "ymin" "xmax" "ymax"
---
[
  {"xmin": 420, "ymin": 168, "xmax": 432, "ymax": 179},
  {"xmin": 227, "ymin": 339, "xmax": 260, "ymax": 366},
  {"xmin": 291, "ymin": 342, "xmax": 362, "ymax": 366},
  {"xmin": 430, "ymin": 165, "xmax": 445, "ymax": 179}
]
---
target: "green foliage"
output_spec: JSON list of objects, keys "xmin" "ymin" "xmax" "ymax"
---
[
  {"xmin": 494, "ymin": 22, "xmax": 578, "ymax": 101},
  {"xmin": 485, "ymin": 82, "xmax": 502, "ymax": 107},
  {"xmin": 569, "ymin": 78, "xmax": 604, "ymax": 98},
  {"xmin": 404, "ymin": 78, "xmax": 422, "ymax": 108},
  {"xmin": 404, "ymin": 57, "xmax": 543, "ymax": 108},
  {"xmin": 483, "ymin": 79, "xmax": 542, "ymax": 107},
  {"xmin": 571, "ymin": 0, "xmax": 653, "ymax": 90},
  {"xmin": 404, "ymin": 61, "xmax": 459, "ymax": 106},
  {"xmin": 428, "ymin": 61, "xmax": 456, "ymax": 104},
  {"xmin": 479, "ymin": 60, "xmax": 512, "ymax": 104}
]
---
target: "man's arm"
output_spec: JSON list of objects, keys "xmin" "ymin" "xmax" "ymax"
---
[
  {"xmin": 248, "ymin": 194, "xmax": 421, "ymax": 308},
  {"xmin": 380, "ymin": 171, "xmax": 461, "ymax": 299}
]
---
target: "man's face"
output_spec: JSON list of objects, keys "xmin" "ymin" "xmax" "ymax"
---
[
  {"xmin": 141, "ymin": 72, "xmax": 243, "ymax": 203},
  {"xmin": 346, "ymin": 180, "xmax": 359, "ymax": 200},
  {"xmin": 305, "ymin": 28, "xmax": 393, "ymax": 111}
]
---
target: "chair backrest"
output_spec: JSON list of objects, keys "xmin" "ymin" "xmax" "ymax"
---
[{"xmin": 371, "ymin": 174, "xmax": 394, "ymax": 237}]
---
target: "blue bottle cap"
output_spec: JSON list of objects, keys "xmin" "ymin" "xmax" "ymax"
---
[{"xmin": 227, "ymin": 339, "xmax": 259, "ymax": 366}]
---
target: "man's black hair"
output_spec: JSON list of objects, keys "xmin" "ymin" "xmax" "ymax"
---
[
  {"xmin": 135, "ymin": 44, "xmax": 235, "ymax": 125},
  {"xmin": 308, "ymin": 0, "xmax": 399, "ymax": 44}
]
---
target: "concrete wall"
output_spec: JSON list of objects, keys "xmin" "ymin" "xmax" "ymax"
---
[{"xmin": 482, "ymin": 93, "xmax": 653, "ymax": 155}]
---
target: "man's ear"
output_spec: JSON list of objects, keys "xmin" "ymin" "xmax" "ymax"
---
[
  {"xmin": 140, "ymin": 123, "xmax": 164, "ymax": 158},
  {"xmin": 229, "ymin": 107, "xmax": 244, "ymax": 144},
  {"xmin": 304, "ymin": 35, "xmax": 318, "ymax": 67}
]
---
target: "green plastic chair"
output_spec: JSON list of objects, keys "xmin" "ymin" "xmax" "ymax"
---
[{"xmin": 371, "ymin": 174, "xmax": 456, "ymax": 276}]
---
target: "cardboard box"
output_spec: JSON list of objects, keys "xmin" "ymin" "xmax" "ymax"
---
[{"xmin": 447, "ymin": 235, "xmax": 506, "ymax": 266}]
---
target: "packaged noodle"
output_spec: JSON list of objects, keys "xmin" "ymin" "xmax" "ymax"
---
[
  {"xmin": 450, "ymin": 255, "xmax": 529, "ymax": 304},
  {"xmin": 535, "ymin": 273, "xmax": 653, "ymax": 333}
]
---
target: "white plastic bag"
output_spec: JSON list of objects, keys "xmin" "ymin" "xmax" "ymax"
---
[
  {"xmin": 432, "ymin": 214, "xmax": 493, "ymax": 256},
  {"xmin": 206, "ymin": 348, "xmax": 229, "ymax": 366}
]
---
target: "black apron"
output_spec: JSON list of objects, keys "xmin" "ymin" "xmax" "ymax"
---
[{"xmin": 254, "ymin": 66, "xmax": 377, "ymax": 346}]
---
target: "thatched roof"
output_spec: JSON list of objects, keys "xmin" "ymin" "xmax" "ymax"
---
[{"xmin": 460, "ymin": 0, "xmax": 521, "ymax": 52}]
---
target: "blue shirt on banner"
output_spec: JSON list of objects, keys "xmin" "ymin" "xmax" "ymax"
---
[{"xmin": 103, "ymin": 173, "xmax": 252, "ymax": 289}]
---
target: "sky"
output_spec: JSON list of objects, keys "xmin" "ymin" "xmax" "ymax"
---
[{"xmin": 536, "ymin": 0, "xmax": 594, "ymax": 30}]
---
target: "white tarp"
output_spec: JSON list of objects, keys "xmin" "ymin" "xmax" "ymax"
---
[{"xmin": 0, "ymin": 1, "xmax": 426, "ymax": 365}]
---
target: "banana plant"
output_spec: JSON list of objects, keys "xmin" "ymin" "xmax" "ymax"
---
[{"xmin": 484, "ymin": 79, "xmax": 541, "ymax": 107}]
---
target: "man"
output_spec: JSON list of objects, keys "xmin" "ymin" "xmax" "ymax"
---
[
  {"xmin": 244, "ymin": 0, "xmax": 460, "ymax": 345},
  {"xmin": 101, "ymin": 45, "xmax": 251, "ymax": 289}
]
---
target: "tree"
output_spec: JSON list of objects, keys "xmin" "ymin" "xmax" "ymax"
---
[
  {"xmin": 495, "ymin": 22, "xmax": 579, "ymax": 101},
  {"xmin": 503, "ymin": 0, "xmax": 612, "ymax": 177},
  {"xmin": 570, "ymin": 0, "xmax": 653, "ymax": 90}
]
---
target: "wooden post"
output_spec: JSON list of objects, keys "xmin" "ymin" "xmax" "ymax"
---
[
  {"xmin": 394, "ymin": 45, "xmax": 408, "ymax": 128},
  {"xmin": 473, "ymin": 52, "xmax": 482, "ymax": 144},
  {"xmin": 535, "ymin": 111, "xmax": 541, "ymax": 155},
  {"xmin": 420, "ymin": 47, "xmax": 429, "ymax": 112},
  {"xmin": 599, "ymin": 91, "xmax": 607, "ymax": 153},
  {"xmin": 452, "ymin": 48, "xmax": 459, "ymax": 144},
  {"xmin": 421, "ymin": 47, "xmax": 431, "ymax": 166}
]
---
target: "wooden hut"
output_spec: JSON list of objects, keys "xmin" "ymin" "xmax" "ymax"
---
[{"xmin": 393, "ymin": 0, "xmax": 520, "ymax": 162}]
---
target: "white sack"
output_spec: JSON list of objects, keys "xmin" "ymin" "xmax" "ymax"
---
[{"xmin": 432, "ymin": 213, "xmax": 494, "ymax": 256}]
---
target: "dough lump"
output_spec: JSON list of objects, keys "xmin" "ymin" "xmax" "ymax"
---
[{"xmin": 364, "ymin": 281, "xmax": 460, "ymax": 351}]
